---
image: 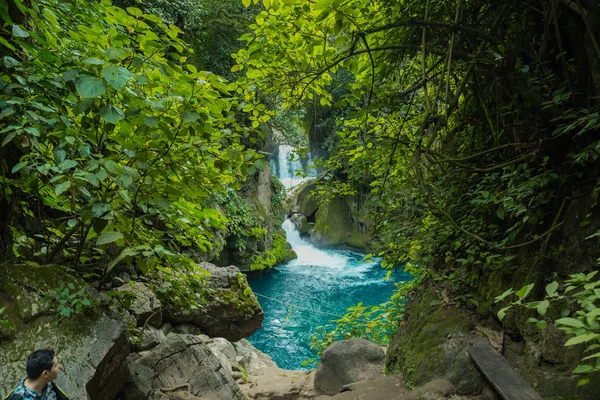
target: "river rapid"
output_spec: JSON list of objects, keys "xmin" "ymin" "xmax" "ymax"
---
[{"xmin": 247, "ymin": 218, "xmax": 409, "ymax": 369}]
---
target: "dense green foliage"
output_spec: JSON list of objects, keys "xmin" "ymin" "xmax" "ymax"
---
[
  {"xmin": 113, "ymin": 0, "xmax": 259, "ymax": 79},
  {"xmin": 235, "ymin": 0, "xmax": 600, "ymax": 379},
  {"xmin": 0, "ymin": 0, "xmax": 270, "ymax": 308}
]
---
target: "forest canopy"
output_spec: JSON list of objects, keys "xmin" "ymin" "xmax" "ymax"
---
[{"xmin": 235, "ymin": 0, "xmax": 600, "ymax": 280}]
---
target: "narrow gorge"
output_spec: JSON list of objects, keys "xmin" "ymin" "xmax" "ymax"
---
[{"xmin": 0, "ymin": 0, "xmax": 599, "ymax": 399}]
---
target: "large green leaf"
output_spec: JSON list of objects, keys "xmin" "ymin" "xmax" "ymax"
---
[
  {"xmin": 55, "ymin": 181, "xmax": 71, "ymax": 196},
  {"xmin": 96, "ymin": 231, "xmax": 124, "ymax": 246},
  {"xmin": 565, "ymin": 333, "xmax": 600, "ymax": 346},
  {"xmin": 254, "ymin": 159, "xmax": 267, "ymax": 170},
  {"xmin": 12, "ymin": 24, "xmax": 29, "ymax": 38},
  {"xmin": 546, "ymin": 281, "xmax": 559, "ymax": 297},
  {"xmin": 76, "ymin": 76, "xmax": 107, "ymax": 98},
  {"xmin": 556, "ymin": 318, "xmax": 585, "ymax": 328},
  {"xmin": 11, "ymin": 161, "xmax": 28, "ymax": 173},
  {"xmin": 182, "ymin": 111, "xmax": 199, "ymax": 122},
  {"xmin": 515, "ymin": 284, "xmax": 534, "ymax": 301},
  {"xmin": 101, "ymin": 65, "xmax": 134, "ymax": 91},
  {"xmin": 99, "ymin": 105, "xmax": 125, "ymax": 124},
  {"xmin": 105, "ymin": 47, "xmax": 128, "ymax": 61}
]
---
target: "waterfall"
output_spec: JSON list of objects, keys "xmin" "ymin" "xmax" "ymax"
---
[{"xmin": 270, "ymin": 145, "xmax": 315, "ymax": 189}]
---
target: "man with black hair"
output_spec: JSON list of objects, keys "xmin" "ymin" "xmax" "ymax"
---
[{"xmin": 4, "ymin": 349, "xmax": 68, "ymax": 400}]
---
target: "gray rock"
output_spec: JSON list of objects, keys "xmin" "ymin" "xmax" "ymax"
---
[
  {"xmin": 385, "ymin": 289, "xmax": 484, "ymax": 394},
  {"xmin": 136, "ymin": 333, "xmax": 245, "ymax": 400},
  {"xmin": 401, "ymin": 379, "xmax": 455, "ymax": 400},
  {"xmin": 172, "ymin": 324, "xmax": 204, "ymax": 336},
  {"xmin": 137, "ymin": 328, "xmax": 167, "ymax": 352},
  {"xmin": 290, "ymin": 180, "xmax": 319, "ymax": 217},
  {"xmin": 118, "ymin": 272, "xmax": 132, "ymax": 284},
  {"xmin": 163, "ymin": 263, "xmax": 263, "ymax": 342},
  {"xmin": 234, "ymin": 339, "xmax": 277, "ymax": 374},
  {"xmin": 120, "ymin": 356, "xmax": 154, "ymax": 400},
  {"xmin": 117, "ymin": 282, "xmax": 162, "ymax": 328},
  {"xmin": 207, "ymin": 338, "xmax": 237, "ymax": 372},
  {"xmin": 160, "ymin": 323, "xmax": 173, "ymax": 335},
  {"xmin": 314, "ymin": 338, "xmax": 385, "ymax": 395},
  {"xmin": 290, "ymin": 213, "xmax": 310, "ymax": 235}
]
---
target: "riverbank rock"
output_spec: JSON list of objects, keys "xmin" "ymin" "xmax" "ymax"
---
[
  {"xmin": 240, "ymin": 368, "xmax": 317, "ymax": 400},
  {"xmin": 163, "ymin": 263, "xmax": 263, "ymax": 341},
  {"xmin": 291, "ymin": 213, "xmax": 310, "ymax": 235},
  {"xmin": 207, "ymin": 337, "xmax": 238, "ymax": 373},
  {"xmin": 385, "ymin": 289, "xmax": 485, "ymax": 394},
  {"xmin": 314, "ymin": 338, "xmax": 385, "ymax": 395},
  {"xmin": 234, "ymin": 339, "xmax": 278, "ymax": 374},
  {"xmin": 309, "ymin": 196, "xmax": 371, "ymax": 252},
  {"xmin": 117, "ymin": 281, "xmax": 162, "ymax": 328},
  {"xmin": 289, "ymin": 180, "xmax": 319, "ymax": 218},
  {"xmin": 123, "ymin": 333, "xmax": 245, "ymax": 400},
  {"xmin": 0, "ymin": 263, "xmax": 130, "ymax": 400}
]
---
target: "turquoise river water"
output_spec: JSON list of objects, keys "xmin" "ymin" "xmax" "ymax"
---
[{"xmin": 247, "ymin": 219, "xmax": 411, "ymax": 370}]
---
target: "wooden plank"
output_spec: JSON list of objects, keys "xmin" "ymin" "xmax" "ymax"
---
[{"xmin": 468, "ymin": 337, "xmax": 543, "ymax": 400}]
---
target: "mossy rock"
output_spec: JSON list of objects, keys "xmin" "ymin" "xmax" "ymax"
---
[
  {"xmin": 0, "ymin": 263, "xmax": 129, "ymax": 399},
  {"xmin": 385, "ymin": 289, "xmax": 484, "ymax": 394},
  {"xmin": 163, "ymin": 263, "xmax": 264, "ymax": 341},
  {"xmin": 289, "ymin": 179, "xmax": 319, "ymax": 218},
  {"xmin": 310, "ymin": 196, "xmax": 371, "ymax": 252},
  {"xmin": 0, "ymin": 312, "xmax": 129, "ymax": 400},
  {"xmin": 250, "ymin": 233, "xmax": 296, "ymax": 272},
  {"xmin": 0, "ymin": 263, "xmax": 86, "ymax": 330},
  {"xmin": 500, "ymin": 300, "xmax": 600, "ymax": 399}
]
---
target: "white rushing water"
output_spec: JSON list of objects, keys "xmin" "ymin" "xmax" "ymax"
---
[
  {"xmin": 270, "ymin": 145, "xmax": 316, "ymax": 189},
  {"xmin": 282, "ymin": 219, "xmax": 352, "ymax": 269}
]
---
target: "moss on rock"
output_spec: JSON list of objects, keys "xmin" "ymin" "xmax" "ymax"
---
[
  {"xmin": 309, "ymin": 196, "xmax": 371, "ymax": 252},
  {"xmin": 250, "ymin": 234, "xmax": 296, "ymax": 271},
  {"xmin": 385, "ymin": 289, "xmax": 483, "ymax": 394},
  {"xmin": 0, "ymin": 263, "xmax": 87, "ymax": 331}
]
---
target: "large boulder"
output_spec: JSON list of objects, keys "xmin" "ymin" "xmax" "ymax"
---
[
  {"xmin": 385, "ymin": 289, "xmax": 485, "ymax": 394},
  {"xmin": 125, "ymin": 333, "xmax": 245, "ymax": 400},
  {"xmin": 117, "ymin": 282, "xmax": 162, "ymax": 328},
  {"xmin": 314, "ymin": 338, "xmax": 385, "ymax": 395},
  {"xmin": 207, "ymin": 337, "xmax": 238, "ymax": 373},
  {"xmin": 0, "ymin": 264, "xmax": 130, "ymax": 400},
  {"xmin": 163, "ymin": 263, "xmax": 263, "ymax": 341},
  {"xmin": 289, "ymin": 180, "xmax": 319, "ymax": 218},
  {"xmin": 309, "ymin": 196, "xmax": 371, "ymax": 252}
]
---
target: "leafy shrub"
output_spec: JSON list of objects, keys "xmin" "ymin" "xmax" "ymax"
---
[
  {"xmin": 308, "ymin": 280, "xmax": 410, "ymax": 357},
  {"xmin": 496, "ymin": 271, "xmax": 600, "ymax": 385},
  {"xmin": 44, "ymin": 283, "xmax": 98, "ymax": 322}
]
